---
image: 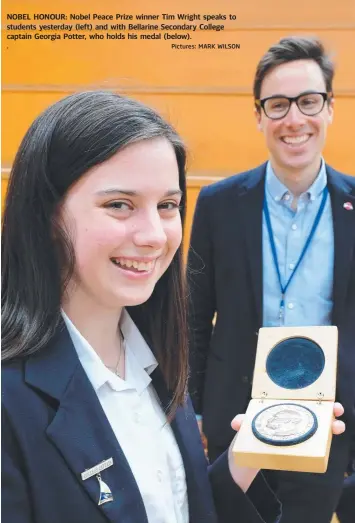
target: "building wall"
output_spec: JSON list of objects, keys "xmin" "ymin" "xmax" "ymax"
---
[{"xmin": 2, "ymin": 0, "xmax": 355, "ymax": 253}]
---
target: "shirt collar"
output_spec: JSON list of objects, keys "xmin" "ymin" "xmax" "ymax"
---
[
  {"xmin": 266, "ymin": 159, "xmax": 327, "ymax": 202},
  {"xmin": 62, "ymin": 308, "xmax": 158, "ymax": 395},
  {"xmin": 120, "ymin": 309, "xmax": 158, "ymax": 375}
]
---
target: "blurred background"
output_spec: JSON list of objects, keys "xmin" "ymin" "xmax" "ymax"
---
[{"xmin": 2, "ymin": 2, "xmax": 354, "ymax": 520}]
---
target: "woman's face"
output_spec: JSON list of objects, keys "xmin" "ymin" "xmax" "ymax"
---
[{"xmin": 59, "ymin": 137, "xmax": 183, "ymax": 310}]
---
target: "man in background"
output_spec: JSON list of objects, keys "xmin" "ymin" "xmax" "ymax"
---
[{"xmin": 187, "ymin": 36, "xmax": 355, "ymax": 523}]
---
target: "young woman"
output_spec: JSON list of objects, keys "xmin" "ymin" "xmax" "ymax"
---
[{"xmin": 2, "ymin": 91, "xmax": 344, "ymax": 523}]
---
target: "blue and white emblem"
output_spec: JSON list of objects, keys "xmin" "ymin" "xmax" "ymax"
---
[
  {"xmin": 97, "ymin": 473, "xmax": 114, "ymax": 505},
  {"xmin": 81, "ymin": 458, "xmax": 114, "ymax": 505}
]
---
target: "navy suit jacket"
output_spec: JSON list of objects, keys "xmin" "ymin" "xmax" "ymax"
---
[
  {"xmin": 2, "ymin": 323, "xmax": 281, "ymax": 523},
  {"xmin": 187, "ymin": 163, "xmax": 355, "ymax": 448}
]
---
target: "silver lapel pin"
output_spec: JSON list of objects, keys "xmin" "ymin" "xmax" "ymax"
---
[{"xmin": 81, "ymin": 458, "xmax": 114, "ymax": 505}]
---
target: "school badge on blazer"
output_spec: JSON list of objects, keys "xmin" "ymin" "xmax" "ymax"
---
[
  {"xmin": 232, "ymin": 326, "xmax": 338, "ymax": 473},
  {"xmin": 81, "ymin": 458, "xmax": 114, "ymax": 505}
]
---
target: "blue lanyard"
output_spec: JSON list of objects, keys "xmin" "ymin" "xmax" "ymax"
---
[{"xmin": 263, "ymin": 187, "xmax": 328, "ymax": 322}]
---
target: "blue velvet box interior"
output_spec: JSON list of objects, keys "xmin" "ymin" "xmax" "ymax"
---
[{"xmin": 266, "ymin": 337, "xmax": 325, "ymax": 390}]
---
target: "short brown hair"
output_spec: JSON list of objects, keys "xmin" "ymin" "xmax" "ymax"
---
[{"xmin": 253, "ymin": 36, "xmax": 335, "ymax": 102}]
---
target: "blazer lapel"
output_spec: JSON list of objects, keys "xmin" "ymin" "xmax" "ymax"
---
[
  {"xmin": 25, "ymin": 324, "xmax": 148, "ymax": 523},
  {"xmin": 327, "ymin": 166, "xmax": 355, "ymax": 323},
  {"xmin": 237, "ymin": 164, "xmax": 267, "ymax": 327}
]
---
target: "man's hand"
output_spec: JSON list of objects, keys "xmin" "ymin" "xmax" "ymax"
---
[{"xmin": 227, "ymin": 402, "xmax": 346, "ymax": 492}]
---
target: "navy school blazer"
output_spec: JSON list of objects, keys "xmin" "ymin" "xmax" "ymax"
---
[{"xmin": 2, "ymin": 323, "xmax": 281, "ymax": 523}]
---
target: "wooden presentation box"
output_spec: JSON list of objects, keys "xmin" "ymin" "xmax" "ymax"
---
[{"xmin": 232, "ymin": 326, "xmax": 338, "ymax": 473}]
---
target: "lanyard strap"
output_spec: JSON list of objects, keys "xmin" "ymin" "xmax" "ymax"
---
[{"xmin": 263, "ymin": 187, "xmax": 328, "ymax": 321}]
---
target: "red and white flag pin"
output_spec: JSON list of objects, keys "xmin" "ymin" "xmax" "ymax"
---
[{"xmin": 343, "ymin": 202, "xmax": 353, "ymax": 211}]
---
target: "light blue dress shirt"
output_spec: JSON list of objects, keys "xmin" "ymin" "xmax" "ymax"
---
[{"xmin": 262, "ymin": 160, "xmax": 334, "ymax": 327}]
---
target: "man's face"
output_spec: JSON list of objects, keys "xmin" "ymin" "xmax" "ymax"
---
[{"xmin": 255, "ymin": 59, "xmax": 334, "ymax": 174}]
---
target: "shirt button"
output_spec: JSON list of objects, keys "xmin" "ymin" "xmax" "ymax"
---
[
  {"xmin": 289, "ymin": 263, "xmax": 295, "ymax": 270},
  {"xmin": 157, "ymin": 470, "xmax": 163, "ymax": 482},
  {"xmin": 134, "ymin": 412, "xmax": 140, "ymax": 423},
  {"xmin": 284, "ymin": 193, "xmax": 290, "ymax": 201},
  {"xmin": 288, "ymin": 303, "xmax": 294, "ymax": 310},
  {"xmin": 291, "ymin": 224, "xmax": 297, "ymax": 231}
]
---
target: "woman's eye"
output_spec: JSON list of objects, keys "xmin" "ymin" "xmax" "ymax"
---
[
  {"xmin": 105, "ymin": 201, "xmax": 131, "ymax": 211},
  {"xmin": 159, "ymin": 201, "xmax": 181, "ymax": 211}
]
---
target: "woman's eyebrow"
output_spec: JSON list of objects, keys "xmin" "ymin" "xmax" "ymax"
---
[{"xmin": 95, "ymin": 189, "xmax": 183, "ymax": 197}]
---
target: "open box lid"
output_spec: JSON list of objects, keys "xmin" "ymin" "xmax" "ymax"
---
[{"xmin": 251, "ymin": 326, "xmax": 338, "ymax": 401}]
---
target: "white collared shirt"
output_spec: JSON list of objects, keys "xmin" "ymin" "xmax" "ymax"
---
[{"xmin": 62, "ymin": 309, "xmax": 188, "ymax": 523}]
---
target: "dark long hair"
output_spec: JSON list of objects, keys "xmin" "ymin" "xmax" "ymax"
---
[{"xmin": 2, "ymin": 91, "xmax": 188, "ymax": 413}]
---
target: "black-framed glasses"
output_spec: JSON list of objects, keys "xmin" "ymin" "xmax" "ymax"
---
[{"xmin": 255, "ymin": 92, "xmax": 332, "ymax": 120}]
